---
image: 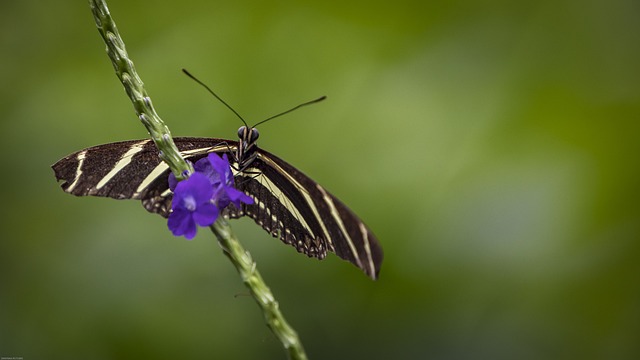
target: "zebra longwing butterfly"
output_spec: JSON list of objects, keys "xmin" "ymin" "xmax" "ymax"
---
[{"xmin": 52, "ymin": 103, "xmax": 383, "ymax": 279}]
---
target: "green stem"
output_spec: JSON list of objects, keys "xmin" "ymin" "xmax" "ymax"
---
[
  {"xmin": 88, "ymin": 1, "xmax": 308, "ymax": 359},
  {"xmin": 89, "ymin": 0, "xmax": 191, "ymax": 178},
  {"xmin": 211, "ymin": 219, "xmax": 308, "ymax": 360}
]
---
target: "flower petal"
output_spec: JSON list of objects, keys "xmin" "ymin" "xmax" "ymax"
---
[
  {"xmin": 213, "ymin": 186, "xmax": 230, "ymax": 209},
  {"xmin": 225, "ymin": 186, "xmax": 254, "ymax": 208},
  {"xmin": 169, "ymin": 169, "xmax": 191, "ymax": 192},
  {"xmin": 168, "ymin": 208, "xmax": 197, "ymax": 239},
  {"xmin": 168, "ymin": 172, "xmax": 178, "ymax": 192},
  {"xmin": 182, "ymin": 221, "xmax": 198, "ymax": 240},
  {"xmin": 208, "ymin": 153, "xmax": 233, "ymax": 185},
  {"xmin": 175, "ymin": 172, "xmax": 213, "ymax": 203},
  {"xmin": 193, "ymin": 203, "xmax": 219, "ymax": 226},
  {"xmin": 194, "ymin": 156, "xmax": 219, "ymax": 184}
]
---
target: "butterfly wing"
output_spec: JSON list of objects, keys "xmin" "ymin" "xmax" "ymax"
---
[
  {"xmin": 52, "ymin": 137, "xmax": 236, "ymax": 217},
  {"xmin": 227, "ymin": 147, "xmax": 383, "ymax": 279}
]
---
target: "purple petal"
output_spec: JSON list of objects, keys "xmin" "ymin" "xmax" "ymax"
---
[
  {"xmin": 168, "ymin": 208, "xmax": 197, "ymax": 239},
  {"xmin": 225, "ymin": 186, "xmax": 254, "ymax": 208},
  {"xmin": 194, "ymin": 156, "xmax": 212, "ymax": 172},
  {"xmin": 169, "ymin": 169, "xmax": 191, "ymax": 192},
  {"xmin": 194, "ymin": 156, "xmax": 220, "ymax": 184},
  {"xmin": 182, "ymin": 221, "xmax": 198, "ymax": 240},
  {"xmin": 208, "ymin": 153, "xmax": 233, "ymax": 185},
  {"xmin": 192, "ymin": 203, "xmax": 219, "ymax": 226},
  {"xmin": 168, "ymin": 172, "xmax": 178, "ymax": 192},
  {"xmin": 175, "ymin": 172, "xmax": 213, "ymax": 204},
  {"xmin": 212, "ymin": 185, "xmax": 229, "ymax": 208}
]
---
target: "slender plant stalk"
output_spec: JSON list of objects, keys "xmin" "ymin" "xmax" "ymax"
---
[
  {"xmin": 211, "ymin": 219, "xmax": 308, "ymax": 360},
  {"xmin": 88, "ymin": 1, "xmax": 308, "ymax": 359}
]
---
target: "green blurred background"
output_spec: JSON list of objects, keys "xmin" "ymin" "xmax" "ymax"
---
[{"xmin": 2, "ymin": 0, "xmax": 639, "ymax": 359}]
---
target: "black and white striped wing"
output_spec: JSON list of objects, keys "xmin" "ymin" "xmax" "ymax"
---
[
  {"xmin": 52, "ymin": 137, "xmax": 233, "ymax": 217},
  {"xmin": 228, "ymin": 148, "xmax": 383, "ymax": 279}
]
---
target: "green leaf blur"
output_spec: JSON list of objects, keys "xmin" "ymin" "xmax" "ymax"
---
[{"xmin": 1, "ymin": 0, "xmax": 638, "ymax": 359}]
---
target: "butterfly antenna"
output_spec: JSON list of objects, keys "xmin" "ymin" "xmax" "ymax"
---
[
  {"xmin": 182, "ymin": 69, "xmax": 249, "ymax": 128},
  {"xmin": 252, "ymin": 96, "xmax": 326, "ymax": 128}
]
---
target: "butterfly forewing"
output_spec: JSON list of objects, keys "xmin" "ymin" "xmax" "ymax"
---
[{"xmin": 53, "ymin": 138, "xmax": 231, "ymax": 214}]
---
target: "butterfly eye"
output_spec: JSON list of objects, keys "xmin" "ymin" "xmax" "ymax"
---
[
  {"xmin": 237, "ymin": 126, "xmax": 246, "ymax": 139},
  {"xmin": 250, "ymin": 128, "xmax": 260, "ymax": 143}
]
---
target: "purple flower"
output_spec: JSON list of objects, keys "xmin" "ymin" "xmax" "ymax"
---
[
  {"xmin": 168, "ymin": 169, "xmax": 186, "ymax": 192},
  {"xmin": 167, "ymin": 153, "xmax": 253, "ymax": 239},
  {"xmin": 168, "ymin": 172, "xmax": 219, "ymax": 239},
  {"xmin": 206, "ymin": 153, "xmax": 254, "ymax": 209}
]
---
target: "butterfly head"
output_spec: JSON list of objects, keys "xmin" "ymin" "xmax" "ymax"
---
[{"xmin": 238, "ymin": 126, "xmax": 260, "ymax": 145}]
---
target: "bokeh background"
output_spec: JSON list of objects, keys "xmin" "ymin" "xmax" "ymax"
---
[{"xmin": 2, "ymin": 0, "xmax": 639, "ymax": 359}]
